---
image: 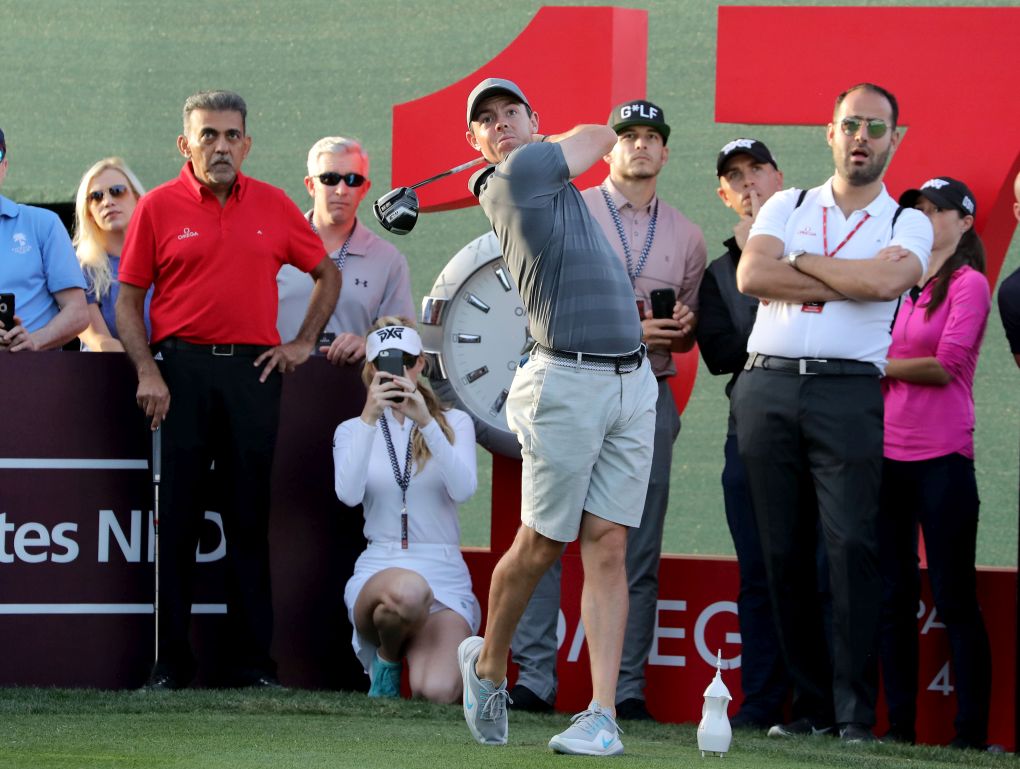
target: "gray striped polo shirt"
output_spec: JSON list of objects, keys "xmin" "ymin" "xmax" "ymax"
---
[{"xmin": 471, "ymin": 141, "xmax": 641, "ymax": 355}]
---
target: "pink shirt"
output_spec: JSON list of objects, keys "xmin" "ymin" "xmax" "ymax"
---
[{"xmin": 882, "ymin": 265, "xmax": 990, "ymax": 461}]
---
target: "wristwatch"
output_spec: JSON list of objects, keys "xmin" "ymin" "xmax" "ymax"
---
[
  {"xmin": 786, "ymin": 250, "xmax": 807, "ymax": 269},
  {"xmin": 419, "ymin": 231, "xmax": 530, "ymax": 458}
]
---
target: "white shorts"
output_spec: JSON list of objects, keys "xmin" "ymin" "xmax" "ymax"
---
[
  {"xmin": 344, "ymin": 541, "xmax": 481, "ymax": 674},
  {"xmin": 507, "ymin": 354, "xmax": 657, "ymax": 542}
]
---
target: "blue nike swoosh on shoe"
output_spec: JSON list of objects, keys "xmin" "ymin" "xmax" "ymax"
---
[
  {"xmin": 601, "ymin": 736, "xmax": 615, "ymax": 748},
  {"xmin": 465, "ymin": 690, "xmax": 474, "ymax": 710}
]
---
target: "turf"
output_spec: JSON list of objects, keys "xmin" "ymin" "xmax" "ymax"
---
[{"xmin": 0, "ymin": 688, "xmax": 1009, "ymax": 769}]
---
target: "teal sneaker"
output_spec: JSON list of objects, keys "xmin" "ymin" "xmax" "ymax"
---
[
  {"xmin": 548, "ymin": 701, "xmax": 624, "ymax": 755},
  {"xmin": 458, "ymin": 636, "xmax": 510, "ymax": 745},
  {"xmin": 368, "ymin": 653, "xmax": 402, "ymax": 698}
]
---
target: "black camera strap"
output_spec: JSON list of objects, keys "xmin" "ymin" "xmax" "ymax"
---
[{"xmin": 379, "ymin": 414, "xmax": 414, "ymax": 549}]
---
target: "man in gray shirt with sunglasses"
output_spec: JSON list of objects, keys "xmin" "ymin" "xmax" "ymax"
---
[{"xmin": 277, "ymin": 136, "xmax": 414, "ymax": 363}]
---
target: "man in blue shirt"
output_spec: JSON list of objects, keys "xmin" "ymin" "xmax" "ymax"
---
[{"xmin": 0, "ymin": 127, "xmax": 88, "ymax": 351}]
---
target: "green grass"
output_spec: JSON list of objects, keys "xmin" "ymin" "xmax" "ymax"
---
[{"xmin": 0, "ymin": 688, "xmax": 1009, "ymax": 769}]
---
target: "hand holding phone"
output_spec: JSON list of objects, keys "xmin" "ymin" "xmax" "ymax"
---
[{"xmin": 0, "ymin": 293, "xmax": 15, "ymax": 332}]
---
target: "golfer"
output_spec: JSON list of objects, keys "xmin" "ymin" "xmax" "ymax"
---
[{"xmin": 457, "ymin": 77, "xmax": 657, "ymax": 755}]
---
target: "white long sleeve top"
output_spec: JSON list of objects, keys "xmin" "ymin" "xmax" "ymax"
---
[{"xmin": 333, "ymin": 408, "xmax": 477, "ymax": 545}]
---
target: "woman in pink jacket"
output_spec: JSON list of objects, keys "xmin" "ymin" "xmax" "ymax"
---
[{"xmin": 879, "ymin": 177, "xmax": 991, "ymax": 750}]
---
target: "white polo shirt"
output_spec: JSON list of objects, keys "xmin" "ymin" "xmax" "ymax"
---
[{"xmin": 745, "ymin": 179, "xmax": 932, "ymax": 370}]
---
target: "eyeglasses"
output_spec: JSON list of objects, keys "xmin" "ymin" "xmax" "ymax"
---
[
  {"xmin": 313, "ymin": 172, "xmax": 366, "ymax": 187},
  {"xmin": 401, "ymin": 353, "xmax": 417, "ymax": 368},
  {"xmin": 0, "ymin": 149, "xmax": 5, "ymax": 162},
  {"xmin": 88, "ymin": 184, "xmax": 129, "ymax": 204},
  {"xmin": 839, "ymin": 117, "xmax": 889, "ymax": 140}
]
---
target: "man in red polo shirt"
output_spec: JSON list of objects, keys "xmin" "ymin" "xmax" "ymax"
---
[{"xmin": 116, "ymin": 90, "xmax": 339, "ymax": 689}]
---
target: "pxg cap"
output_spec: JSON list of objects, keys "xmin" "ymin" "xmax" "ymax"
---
[
  {"xmin": 716, "ymin": 138, "xmax": 778, "ymax": 176},
  {"xmin": 365, "ymin": 325, "xmax": 423, "ymax": 363},
  {"xmin": 466, "ymin": 78, "xmax": 531, "ymax": 127},
  {"xmin": 899, "ymin": 177, "xmax": 976, "ymax": 218},
  {"xmin": 0, "ymin": 127, "xmax": 6, "ymax": 162},
  {"xmin": 609, "ymin": 100, "xmax": 670, "ymax": 144}
]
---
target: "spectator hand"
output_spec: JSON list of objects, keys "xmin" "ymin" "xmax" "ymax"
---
[
  {"xmin": 137, "ymin": 370, "xmax": 171, "ymax": 430},
  {"xmin": 393, "ymin": 379, "xmax": 432, "ymax": 428},
  {"xmin": 255, "ymin": 339, "xmax": 314, "ymax": 382},
  {"xmin": 875, "ymin": 246, "xmax": 912, "ymax": 262},
  {"xmin": 733, "ymin": 189, "xmax": 762, "ymax": 250},
  {"xmin": 323, "ymin": 332, "xmax": 366, "ymax": 366},
  {"xmin": 0, "ymin": 316, "xmax": 38, "ymax": 352},
  {"xmin": 361, "ymin": 371, "xmax": 414, "ymax": 424}
]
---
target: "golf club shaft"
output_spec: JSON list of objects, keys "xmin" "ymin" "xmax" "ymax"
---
[{"xmin": 407, "ymin": 157, "xmax": 485, "ymax": 191}]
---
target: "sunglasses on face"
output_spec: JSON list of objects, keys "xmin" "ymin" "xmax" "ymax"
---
[
  {"xmin": 88, "ymin": 184, "xmax": 129, "ymax": 204},
  {"xmin": 0, "ymin": 149, "xmax": 5, "ymax": 162},
  {"xmin": 313, "ymin": 172, "xmax": 366, "ymax": 188},
  {"xmin": 839, "ymin": 117, "xmax": 889, "ymax": 140}
]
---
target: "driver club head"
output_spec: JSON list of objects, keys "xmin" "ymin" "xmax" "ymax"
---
[{"xmin": 373, "ymin": 187, "xmax": 420, "ymax": 235}]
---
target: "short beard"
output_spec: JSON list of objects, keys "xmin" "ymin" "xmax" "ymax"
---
[
  {"xmin": 838, "ymin": 145, "xmax": 890, "ymax": 187},
  {"xmin": 619, "ymin": 167, "xmax": 659, "ymax": 182}
]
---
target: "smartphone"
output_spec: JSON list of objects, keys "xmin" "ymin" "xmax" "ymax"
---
[
  {"xmin": 374, "ymin": 348, "xmax": 406, "ymax": 403},
  {"xmin": 650, "ymin": 288, "xmax": 676, "ymax": 320},
  {"xmin": 0, "ymin": 293, "xmax": 15, "ymax": 331},
  {"xmin": 316, "ymin": 331, "xmax": 336, "ymax": 354}
]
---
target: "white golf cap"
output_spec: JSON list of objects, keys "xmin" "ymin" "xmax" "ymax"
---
[{"xmin": 365, "ymin": 325, "xmax": 423, "ymax": 362}]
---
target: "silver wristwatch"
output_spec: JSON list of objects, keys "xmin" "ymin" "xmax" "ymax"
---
[{"xmin": 786, "ymin": 250, "xmax": 807, "ymax": 269}]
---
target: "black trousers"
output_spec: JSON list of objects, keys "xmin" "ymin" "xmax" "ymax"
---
[
  {"xmin": 879, "ymin": 453, "xmax": 991, "ymax": 745},
  {"xmin": 156, "ymin": 347, "xmax": 282, "ymax": 681},
  {"xmin": 733, "ymin": 368, "xmax": 883, "ymax": 727}
]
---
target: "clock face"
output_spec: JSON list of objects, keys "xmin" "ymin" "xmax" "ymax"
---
[{"xmin": 420, "ymin": 232, "xmax": 530, "ymax": 458}]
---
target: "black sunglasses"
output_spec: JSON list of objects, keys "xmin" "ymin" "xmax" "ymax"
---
[
  {"xmin": 313, "ymin": 172, "xmax": 366, "ymax": 188},
  {"xmin": 88, "ymin": 184, "xmax": 129, "ymax": 203},
  {"xmin": 839, "ymin": 117, "xmax": 889, "ymax": 140}
]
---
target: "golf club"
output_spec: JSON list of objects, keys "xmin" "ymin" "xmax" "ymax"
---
[
  {"xmin": 151, "ymin": 427, "xmax": 162, "ymax": 665},
  {"xmin": 373, "ymin": 157, "xmax": 486, "ymax": 235}
]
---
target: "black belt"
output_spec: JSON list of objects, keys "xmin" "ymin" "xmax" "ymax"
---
[
  {"xmin": 157, "ymin": 338, "xmax": 271, "ymax": 357},
  {"xmin": 745, "ymin": 353, "xmax": 879, "ymax": 377},
  {"xmin": 533, "ymin": 344, "xmax": 646, "ymax": 374}
]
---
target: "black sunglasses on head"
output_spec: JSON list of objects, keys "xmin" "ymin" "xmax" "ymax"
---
[
  {"xmin": 88, "ymin": 184, "xmax": 129, "ymax": 203},
  {"xmin": 313, "ymin": 172, "xmax": 366, "ymax": 187}
]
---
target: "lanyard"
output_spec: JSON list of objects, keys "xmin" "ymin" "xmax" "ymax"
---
[
  {"xmin": 379, "ymin": 413, "xmax": 414, "ymax": 549},
  {"xmin": 309, "ymin": 215, "xmax": 356, "ymax": 272},
  {"xmin": 600, "ymin": 183, "xmax": 658, "ymax": 284},
  {"xmin": 822, "ymin": 208, "xmax": 870, "ymax": 258}
]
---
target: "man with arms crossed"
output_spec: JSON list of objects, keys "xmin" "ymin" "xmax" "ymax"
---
[
  {"xmin": 0, "ymin": 127, "xmax": 89, "ymax": 351},
  {"xmin": 458, "ymin": 78, "xmax": 658, "ymax": 755},
  {"xmin": 697, "ymin": 138, "xmax": 790, "ymax": 728},
  {"xmin": 117, "ymin": 90, "xmax": 340, "ymax": 689},
  {"xmin": 277, "ymin": 136, "xmax": 414, "ymax": 360},
  {"xmin": 510, "ymin": 99, "xmax": 706, "ymax": 721},
  {"xmin": 734, "ymin": 83, "xmax": 932, "ymax": 742}
]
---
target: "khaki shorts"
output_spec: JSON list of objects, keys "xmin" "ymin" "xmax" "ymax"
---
[{"xmin": 506, "ymin": 354, "xmax": 657, "ymax": 542}]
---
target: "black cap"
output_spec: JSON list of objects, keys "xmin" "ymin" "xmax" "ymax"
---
[
  {"xmin": 466, "ymin": 78, "xmax": 531, "ymax": 126},
  {"xmin": 716, "ymin": 138, "xmax": 778, "ymax": 176},
  {"xmin": 608, "ymin": 100, "xmax": 670, "ymax": 144},
  {"xmin": 899, "ymin": 177, "xmax": 976, "ymax": 217}
]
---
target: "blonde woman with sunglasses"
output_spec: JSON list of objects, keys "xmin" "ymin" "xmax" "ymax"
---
[{"xmin": 72, "ymin": 157, "xmax": 148, "ymax": 350}]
